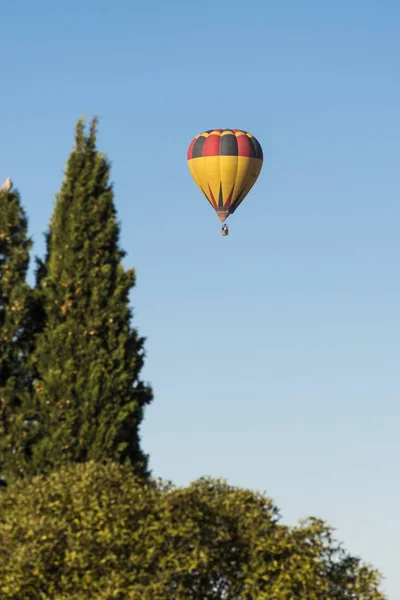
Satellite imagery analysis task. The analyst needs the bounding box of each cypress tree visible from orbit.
[27,117,152,478]
[0,183,37,485]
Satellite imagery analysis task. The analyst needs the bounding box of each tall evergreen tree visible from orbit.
[27,117,152,478]
[0,183,37,485]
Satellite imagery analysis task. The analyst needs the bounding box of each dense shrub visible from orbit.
[0,461,385,599]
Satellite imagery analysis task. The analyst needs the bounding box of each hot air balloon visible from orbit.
[187,129,263,235]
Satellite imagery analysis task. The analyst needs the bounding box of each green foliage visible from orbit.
[0,186,38,485]
[3,118,152,485]
[0,461,386,599]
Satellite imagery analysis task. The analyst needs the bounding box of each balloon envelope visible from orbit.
[187,129,263,222]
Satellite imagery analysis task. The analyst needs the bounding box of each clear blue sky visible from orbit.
[1,0,399,596]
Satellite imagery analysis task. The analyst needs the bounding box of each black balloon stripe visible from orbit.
[192,135,207,158]
[220,134,238,156]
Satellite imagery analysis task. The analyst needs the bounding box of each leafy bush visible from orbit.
[0,461,385,599]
